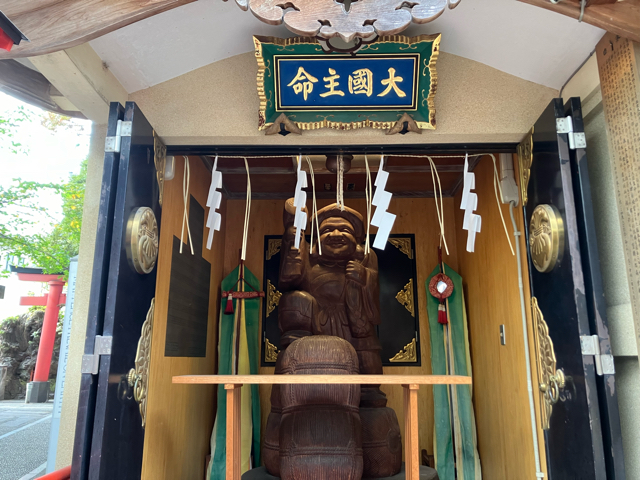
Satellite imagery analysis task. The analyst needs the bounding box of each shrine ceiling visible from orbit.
[87,0,603,94]
[205,154,478,199]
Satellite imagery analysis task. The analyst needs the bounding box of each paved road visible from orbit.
[0,400,53,480]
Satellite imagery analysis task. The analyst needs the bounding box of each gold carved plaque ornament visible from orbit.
[126,207,159,275]
[265,338,280,363]
[517,128,533,206]
[128,298,155,427]
[396,279,415,317]
[529,204,564,273]
[531,297,566,430]
[266,280,282,318]
[153,131,167,207]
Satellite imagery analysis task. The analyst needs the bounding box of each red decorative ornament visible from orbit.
[429,273,454,325]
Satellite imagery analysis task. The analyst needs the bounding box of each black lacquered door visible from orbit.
[522,98,624,480]
[71,102,161,480]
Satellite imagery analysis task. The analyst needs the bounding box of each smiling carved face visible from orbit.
[319,217,358,259]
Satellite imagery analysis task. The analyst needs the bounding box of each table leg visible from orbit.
[403,384,420,480]
[225,384,243,480]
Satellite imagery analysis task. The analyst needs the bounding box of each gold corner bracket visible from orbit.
[128,298,155,428]
[389,338,418,363]
[531,297,566,430]
[265,338,280,363]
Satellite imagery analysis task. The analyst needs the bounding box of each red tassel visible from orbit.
[224,293,234,315]
[0,29,13,52]
[438,303,448,325]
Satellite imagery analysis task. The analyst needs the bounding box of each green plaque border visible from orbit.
[254,34,441,131]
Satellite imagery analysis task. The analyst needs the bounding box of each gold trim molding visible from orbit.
[388,238,413,259]
[266,239,282,261]
[127,298,154,428]
[396,279,415,317]
[265,338,280,363]
[517,128,533,206]
[126,207,158,275]
[153,131,166,207]
[532,297,566,430]
[529,204,564,273]
[266,280,282,318]
[389,338,417,363]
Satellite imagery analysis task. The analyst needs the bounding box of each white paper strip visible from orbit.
[459,153,482,252]
[371,157,396,250]
[293,155,308,249]
[205,156,223,250]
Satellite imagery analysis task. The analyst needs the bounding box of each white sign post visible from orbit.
[46,256,78,473]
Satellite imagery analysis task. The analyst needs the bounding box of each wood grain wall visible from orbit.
[223,196,459,459]
[142,156,227,480]
[453,155,547,479]
[142,156,546,478]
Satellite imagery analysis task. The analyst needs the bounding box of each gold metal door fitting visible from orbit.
[531,297,566,430]
[529,204,564,273]
[126,207,159,275]
[128,298,154,427]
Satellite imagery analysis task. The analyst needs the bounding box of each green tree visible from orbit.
[0,105,32,154]
[0,161,87,278]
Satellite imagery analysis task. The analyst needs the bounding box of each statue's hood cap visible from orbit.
[315,203,365,243]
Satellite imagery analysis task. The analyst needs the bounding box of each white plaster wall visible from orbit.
[129,51,557,146]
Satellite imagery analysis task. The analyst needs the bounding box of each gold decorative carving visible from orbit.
[244,0,460,43]
[531,297,566,430]
[388,238,413,259]
[126,207,159,275]
[127,298,154,428]
[266,239,282,260]
[517,128,533,206]
[389,338,418,363]
[153,131,166,207]
[396,279,415,317]
[529,204,564,273]
[265,338,280,363]
[255,35,439,131]
[266,280,282,318]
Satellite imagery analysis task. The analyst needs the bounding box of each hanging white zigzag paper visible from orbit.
[371,156,397,250]
[460,154,482,252]
[206,155,223,250]
[293,155,308,249]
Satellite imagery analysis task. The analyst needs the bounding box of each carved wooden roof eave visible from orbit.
[236,0,462,42]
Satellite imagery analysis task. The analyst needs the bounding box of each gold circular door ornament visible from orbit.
[529,204,564,273]
[127,207,159,274]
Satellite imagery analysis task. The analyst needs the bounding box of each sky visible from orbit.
[0,91,92,320]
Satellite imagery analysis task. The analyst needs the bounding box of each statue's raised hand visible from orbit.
[346,260,367,286]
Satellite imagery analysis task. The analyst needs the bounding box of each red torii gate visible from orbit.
[16,270,66,400]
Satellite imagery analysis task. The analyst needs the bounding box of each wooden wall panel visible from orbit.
[222,196,459,460]
[142,156,227,480]
[453,155,547,479]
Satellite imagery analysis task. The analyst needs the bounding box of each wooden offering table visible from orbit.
[173,375,471,480]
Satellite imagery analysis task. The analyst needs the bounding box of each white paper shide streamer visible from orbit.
[293,155,308,249]
[205,155,223,250]
[460,154,482,252]
[371,156,396,250]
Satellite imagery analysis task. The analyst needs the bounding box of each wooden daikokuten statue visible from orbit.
[264,200,402,479]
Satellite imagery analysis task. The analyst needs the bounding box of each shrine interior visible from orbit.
[141,152,545,480]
